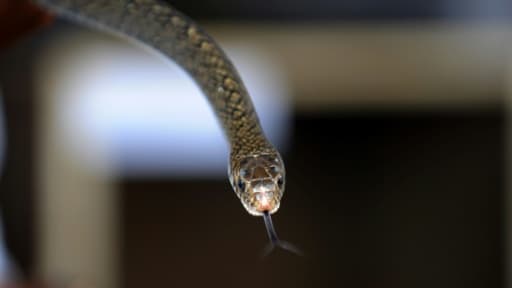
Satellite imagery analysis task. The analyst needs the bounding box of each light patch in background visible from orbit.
[38,30,290,178]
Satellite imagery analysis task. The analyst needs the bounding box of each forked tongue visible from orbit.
[261,211,303,258]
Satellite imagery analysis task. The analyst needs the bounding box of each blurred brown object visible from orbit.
[0,0,54,49]
[0,282,46,288]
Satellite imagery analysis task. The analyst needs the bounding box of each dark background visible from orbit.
[121,111,504,288]
[168,0,512,20]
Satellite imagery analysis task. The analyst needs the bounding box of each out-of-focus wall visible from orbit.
[35,35,119,287]
[208,22,510,110]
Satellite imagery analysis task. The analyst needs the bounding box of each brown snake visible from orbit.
[34,0,300,255]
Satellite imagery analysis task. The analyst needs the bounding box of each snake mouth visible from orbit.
[254,192,275,212]
[243,192,280,216]
[239,190,280,216]
[248,179,280,214]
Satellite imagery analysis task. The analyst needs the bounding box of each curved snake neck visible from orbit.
[36,0,275,159]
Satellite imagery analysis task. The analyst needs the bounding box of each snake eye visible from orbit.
[277,176,284,188]
[237,179,246,191]
[269,165,280,177]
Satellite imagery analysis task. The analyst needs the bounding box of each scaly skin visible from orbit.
[35,0,285,216]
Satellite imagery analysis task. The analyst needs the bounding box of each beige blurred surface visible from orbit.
[35,41,119,287]
[208,22,511,110]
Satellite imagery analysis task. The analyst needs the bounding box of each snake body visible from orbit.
[35,0,295,252]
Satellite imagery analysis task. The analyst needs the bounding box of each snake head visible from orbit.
[229,153,285,216]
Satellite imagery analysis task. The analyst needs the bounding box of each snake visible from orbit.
[33,0,299,255]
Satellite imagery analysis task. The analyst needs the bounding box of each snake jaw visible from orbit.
[230,153,285,216]
[250,180,279,213]
[255,192,273,211]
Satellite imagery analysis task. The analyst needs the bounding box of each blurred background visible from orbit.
[0,0,510,287]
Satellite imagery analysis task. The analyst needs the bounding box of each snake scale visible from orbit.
[34,0,299,254]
